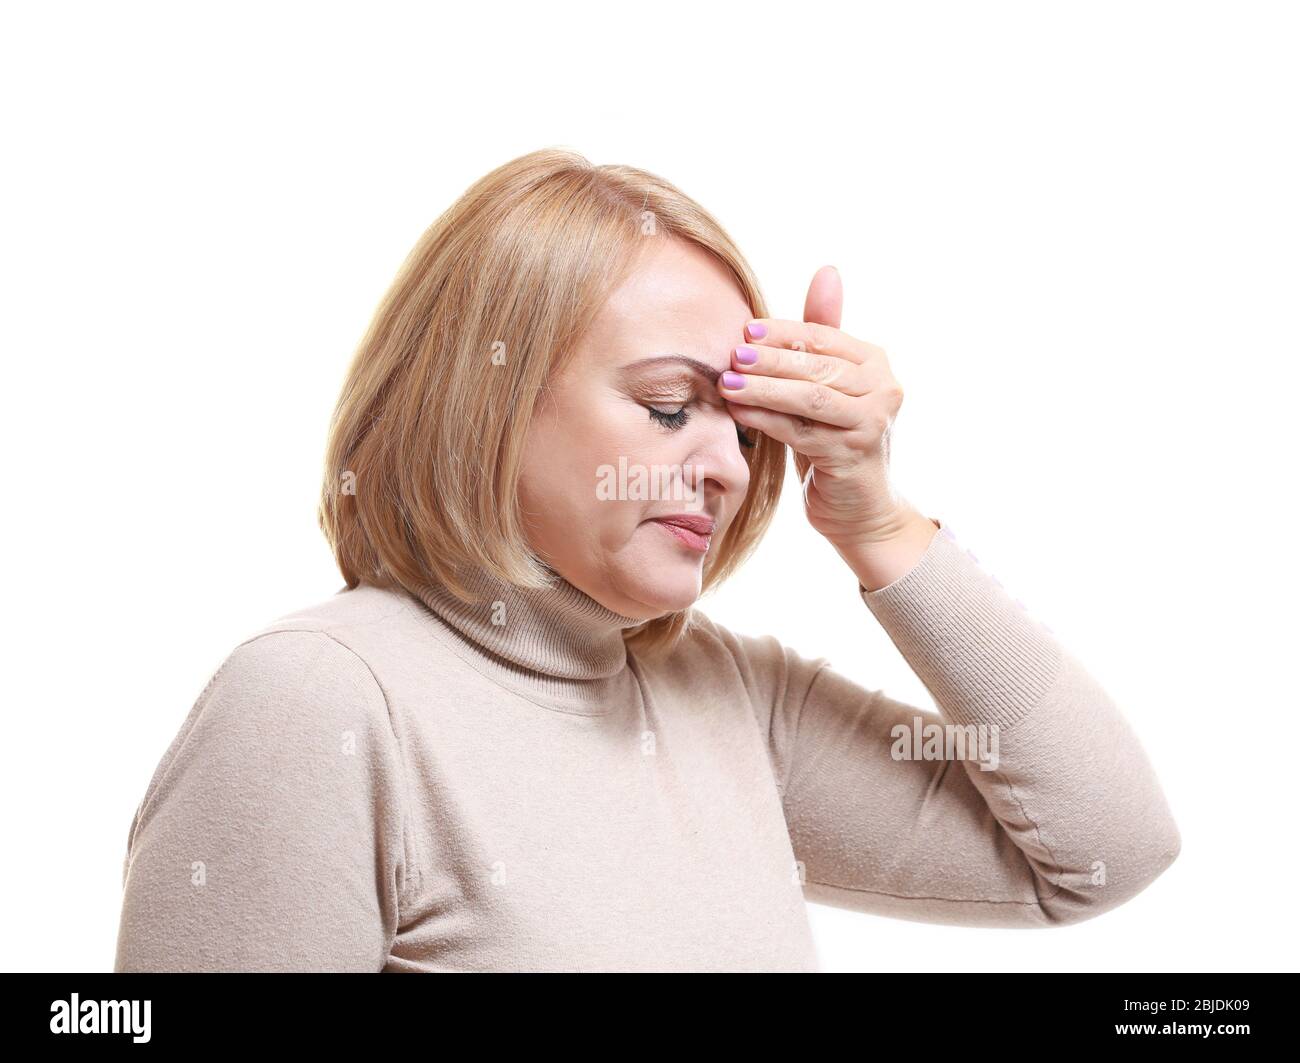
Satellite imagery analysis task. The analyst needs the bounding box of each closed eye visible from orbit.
[646,402,755,448]
[647,404,690,430]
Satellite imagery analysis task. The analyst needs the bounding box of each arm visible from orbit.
[114,629,414,970]
[724,521,1181,928]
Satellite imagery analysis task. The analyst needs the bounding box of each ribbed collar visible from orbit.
[411,565,649,715]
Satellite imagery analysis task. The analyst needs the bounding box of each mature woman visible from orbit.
[114,148,1180,972]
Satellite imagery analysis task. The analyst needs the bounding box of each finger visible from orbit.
[731,342,872,396]
[804,265,843,330]
[726,401,848,460]
[717,369,860,429]
[744,318,877,365]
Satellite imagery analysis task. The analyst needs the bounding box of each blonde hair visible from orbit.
[317,147,786,658]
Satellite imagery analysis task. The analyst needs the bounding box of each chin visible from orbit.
[614,564,703,618]
[639,582,700,616]
[571,526,711,618]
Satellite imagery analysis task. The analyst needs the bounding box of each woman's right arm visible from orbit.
[115,629,413,972]
[705,527,1181,928]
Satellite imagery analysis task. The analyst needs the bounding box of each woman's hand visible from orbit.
[718,265,938,590]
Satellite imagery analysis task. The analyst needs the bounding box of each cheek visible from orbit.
[556,401,655,477]
[522,387,686,541]
[520,411,631,523]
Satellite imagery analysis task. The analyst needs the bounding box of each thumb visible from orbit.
[792,265,843,487]
[803,265,842,329]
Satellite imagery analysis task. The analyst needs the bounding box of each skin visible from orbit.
[721,266,940,592]
[518,236,938,622]
[519,237,753,620]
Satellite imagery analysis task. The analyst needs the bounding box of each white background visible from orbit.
[2,0,1295,972]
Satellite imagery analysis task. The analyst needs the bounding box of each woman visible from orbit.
[114,148,1180,973]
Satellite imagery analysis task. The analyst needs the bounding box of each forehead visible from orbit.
[579,238,752,371]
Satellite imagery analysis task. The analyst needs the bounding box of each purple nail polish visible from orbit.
[721,371,746,389]
[734,345,758,365]
[746,322,767,339]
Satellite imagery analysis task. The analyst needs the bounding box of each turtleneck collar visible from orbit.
[410,564,650,715]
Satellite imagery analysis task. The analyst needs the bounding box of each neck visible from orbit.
[411,564,650,714]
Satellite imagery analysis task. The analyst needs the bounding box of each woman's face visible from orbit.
[519,237,755,620]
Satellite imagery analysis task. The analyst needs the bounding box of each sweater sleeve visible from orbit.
[717,522,1181,928]
[114,628,413,971]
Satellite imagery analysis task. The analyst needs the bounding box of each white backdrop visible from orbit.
[2,0,1295,972]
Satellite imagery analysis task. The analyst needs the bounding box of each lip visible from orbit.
[651,514,716,535]
[649,513,717,553]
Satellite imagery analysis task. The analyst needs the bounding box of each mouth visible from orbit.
[648,513,716,554]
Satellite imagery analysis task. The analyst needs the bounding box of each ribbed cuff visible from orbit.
[859,523,1062,730]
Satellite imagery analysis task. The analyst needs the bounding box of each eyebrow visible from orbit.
[620,355,721,386]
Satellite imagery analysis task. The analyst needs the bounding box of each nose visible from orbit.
[685,407,752,515]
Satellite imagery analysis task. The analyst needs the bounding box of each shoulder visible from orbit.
[224,581,433,696]
[163,585,425,775]
[153,624,402,793]
[209,627,386,724]
[650,606,832,708]
[666,607,775,666]
[245,581,420,653]
[127,614,410,856]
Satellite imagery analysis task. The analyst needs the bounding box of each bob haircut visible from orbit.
[318,147,787,658]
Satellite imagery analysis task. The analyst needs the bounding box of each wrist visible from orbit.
[832,508,939,593]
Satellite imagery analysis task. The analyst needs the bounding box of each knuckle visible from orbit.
[807,323,834,353]
[810,355,840,384]
[788,347,813,375]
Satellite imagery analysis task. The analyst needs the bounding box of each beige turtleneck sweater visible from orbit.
[113,520,1180,972]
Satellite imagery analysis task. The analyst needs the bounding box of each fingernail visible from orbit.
[734,345,758,365]
[721,371,746,389]
[745,322,767,340]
